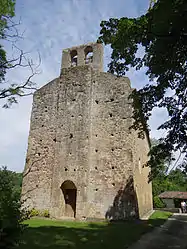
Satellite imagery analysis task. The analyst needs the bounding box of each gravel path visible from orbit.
[128,214,187,249]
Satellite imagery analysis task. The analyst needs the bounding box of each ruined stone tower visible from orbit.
[22,42,153,220]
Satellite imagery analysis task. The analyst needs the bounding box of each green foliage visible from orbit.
[12,172,23,199]
[0,0,37,108]
[28,208,50,218]
[0,167,26,249]
[149,210,172,220]
[152,168,187,197]
[151,146,187,208]
[0,0,15,37]
[149,138,168,180]
[0,169,23,199]
[29,208,40,218]
[150,139,187,207]
[41,209,50,218]
[0,0,15,83]
[167,168,187,186]
[153,196,165,208]
[98,0,187,176]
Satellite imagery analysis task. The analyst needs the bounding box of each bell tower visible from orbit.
[61,42,103,72]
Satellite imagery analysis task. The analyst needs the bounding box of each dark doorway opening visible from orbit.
[61,180,77,218]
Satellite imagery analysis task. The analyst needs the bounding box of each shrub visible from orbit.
[41,210,50,218]
[29,208,40,217]
[0,167,27,249]
[27,208,50,218]
[153,196,166,208]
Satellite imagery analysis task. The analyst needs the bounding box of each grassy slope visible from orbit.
[19,211,172,249]
[149,210,172,220]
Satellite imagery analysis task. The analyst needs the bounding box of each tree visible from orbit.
[150,138,187,207]
[149,138,169,179]
[98,0,187,177]
[167,168,187,187]
[10,171,23,199]
[0,0,39,108]
[0,167,26,249]
[152,167,187,207]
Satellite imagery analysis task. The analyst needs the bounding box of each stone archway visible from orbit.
[61,180,77,218]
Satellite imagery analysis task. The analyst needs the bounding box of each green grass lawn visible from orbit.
[19,211,172,249]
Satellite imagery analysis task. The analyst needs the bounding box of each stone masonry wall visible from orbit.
[22,43,152,219]
[48,67,139,219]
[50,66,93,218]
[22,78,59,210]
[133,132,153,218]
[61,42,103,72]
[86,71,139,219]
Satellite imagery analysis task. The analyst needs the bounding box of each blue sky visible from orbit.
[0,0,167,172]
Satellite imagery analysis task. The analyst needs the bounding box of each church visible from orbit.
[21,42,153,220]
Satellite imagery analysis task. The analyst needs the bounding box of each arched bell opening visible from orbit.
[70,50,78,67]
[85,46,93,64]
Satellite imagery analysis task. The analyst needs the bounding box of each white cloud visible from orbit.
[1,0,167,173]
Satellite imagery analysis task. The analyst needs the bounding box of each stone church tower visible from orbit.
[22,42,153,220]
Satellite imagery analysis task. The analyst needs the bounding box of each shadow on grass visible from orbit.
[19,218,168,249]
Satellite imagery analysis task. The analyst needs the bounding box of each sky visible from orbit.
[0,0,168,173]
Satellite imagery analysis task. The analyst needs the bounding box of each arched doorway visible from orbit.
[61,180,77,218]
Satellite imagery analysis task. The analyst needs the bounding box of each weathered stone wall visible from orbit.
[22,42,153,220]
[133,132,153,218]
[21,78,59,210]
[50,66,93,218]
[86,71,139,219]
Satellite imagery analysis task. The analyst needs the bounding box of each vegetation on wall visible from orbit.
[28,208,50,218]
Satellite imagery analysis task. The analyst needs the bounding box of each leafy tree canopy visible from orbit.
[98,0,187,177]
[0,0,15,82]
[150,138,187,207]
[0,0,38,108]
[0,167,25,248]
